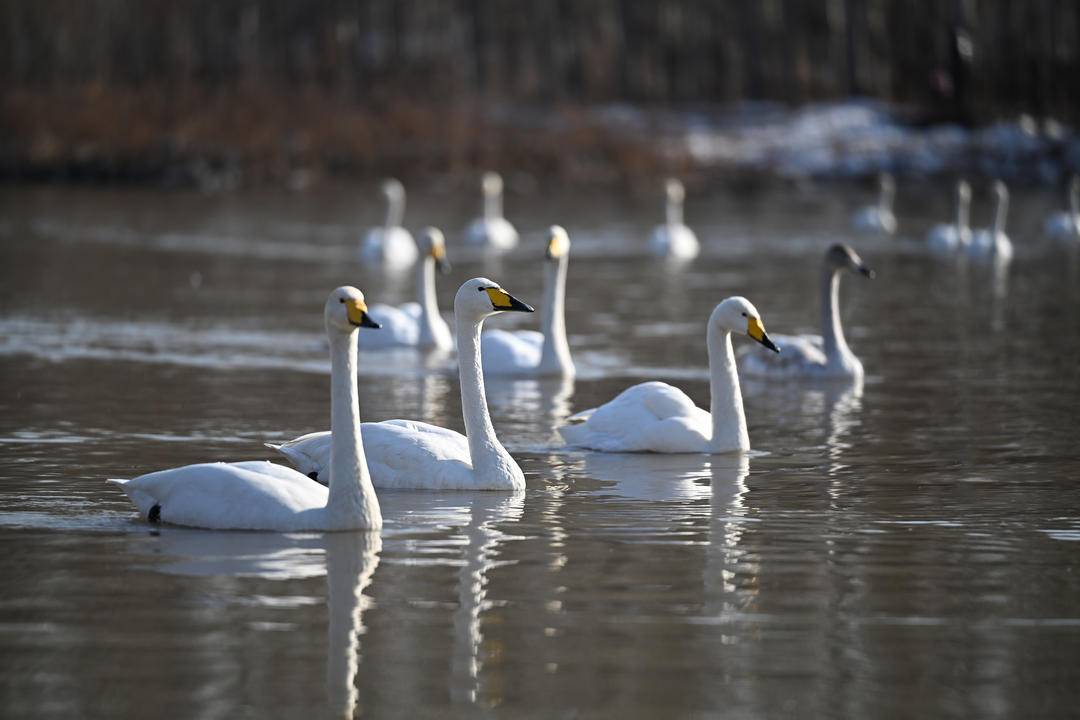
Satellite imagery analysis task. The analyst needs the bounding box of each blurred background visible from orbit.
[2,0,1078,190]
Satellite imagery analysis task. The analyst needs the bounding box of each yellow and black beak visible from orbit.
[345,298,381,329]
[747,316,779,353]
[432,245,451,274]
[483,287,534,313]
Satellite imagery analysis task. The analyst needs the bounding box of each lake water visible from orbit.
[1,180,1079,719]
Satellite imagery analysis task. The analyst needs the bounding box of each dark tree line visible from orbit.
[2,0,1077,121]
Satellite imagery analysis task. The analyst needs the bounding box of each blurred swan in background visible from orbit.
[739,244,873,381]
[360,227,453,351]
[111,287,383,531]
[851,172,897,235]
[927,180,972,253]
[648,178,699,259]
[463,172,519,250]
[1044,175,1080,243]
[969,180,1013,263]
[359,178,418,269]
[558,297,778,454]
[270,278,534,490]
[482,226,574,377]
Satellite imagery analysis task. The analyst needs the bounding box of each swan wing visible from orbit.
[927,224,959,252]
[110,461,326,530]
[558,381,709,452]
[481,329,543,373]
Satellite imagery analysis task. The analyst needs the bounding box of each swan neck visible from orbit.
[879,182,894,211]
[539,256,573,374]
[993,192,1008,236]
[484,188,502,220]
[456,313,513,476]
[416,255,441,337]
[706,322,749,453]
[957,189,970,231]
[821,267,850,363]
[666,196,683,226]
[386,192,405,229]
[1070,182,1080,219]
[327,332,381,529]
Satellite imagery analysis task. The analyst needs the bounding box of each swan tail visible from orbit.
[108,479,159,519]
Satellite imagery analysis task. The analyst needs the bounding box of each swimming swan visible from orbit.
[110,287,383,531]
[359,178,418,269]
[969,181,1013,262]
[927,180,972,253]
[852,173,898,235]
[463,172,519,250]
[1044,175,1080,243]
[648,178,700,259]
[481,226,574,377]
[739,244,874,380]
[557,297,778,453]
[359,227,453,351]
[270,278,534,490]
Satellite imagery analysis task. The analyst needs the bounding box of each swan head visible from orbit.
[714,297,778,353]
[992,180,1009,202]
[826,243,875,278]
[325,286,380,334]
[482,172,504,196]
[545,225,570,261]
[957,180,972,201]
[380,178,405,201]
[665,178,685,203]
[419,227,451,273]
[454,277,534,321]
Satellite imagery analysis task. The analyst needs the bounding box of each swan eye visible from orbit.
[741,312,747,317]
[339,298,345,303]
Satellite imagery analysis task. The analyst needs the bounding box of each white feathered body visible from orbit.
[270,419,524,491]
[851,206,897,235]
[1045,212,1080,242]
[738,333,862,379]
[359,226,418,269]
[464,217,519,250]
[648,224,699,259]
[558,381,711,453]
[926,223,972,254]
[481,328,544,374]
[109,461,339,531]
[358,302,451,350]
[968,229,1014,262]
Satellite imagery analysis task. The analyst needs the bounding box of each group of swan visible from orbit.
[113,279,535,531]
[925,179,1013,262]
[360,174,519,270]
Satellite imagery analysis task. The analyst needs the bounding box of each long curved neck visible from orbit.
[326,533,380,718]
[416,255,441,340]
[666,196,683,226]
[706,322,749,453]
[483,189,502,220]
[456,313,514,476]
[821,267,851,365]
[879,183,894,212]
[539,257,573,375]
[992,192,1008,236]
[957,190,970,231]
[327,331,381,529]
[385,193,405,229]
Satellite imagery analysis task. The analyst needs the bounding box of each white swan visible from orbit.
[463,172,519,250]
[557,297,778,454]
[481,226,574,377]
[1044,175,1080,243]
[969,180,1014,262]
[110,287,383,531]
[927,180,972,253]
[359,227,453,351]
[269,278,534,490]
[852,173,898,235]
[359,178,418,269]
[648,178,699,259]
[739,244,874,380]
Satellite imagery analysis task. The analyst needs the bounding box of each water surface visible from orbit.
[2,182,1079,718]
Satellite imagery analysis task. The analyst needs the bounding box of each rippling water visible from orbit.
[2,182,1080,718]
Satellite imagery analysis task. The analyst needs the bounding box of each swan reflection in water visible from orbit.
[129,528,381,718]
[485,375,575,445]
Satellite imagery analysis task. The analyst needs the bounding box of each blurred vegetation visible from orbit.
[1,0,1077,187]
